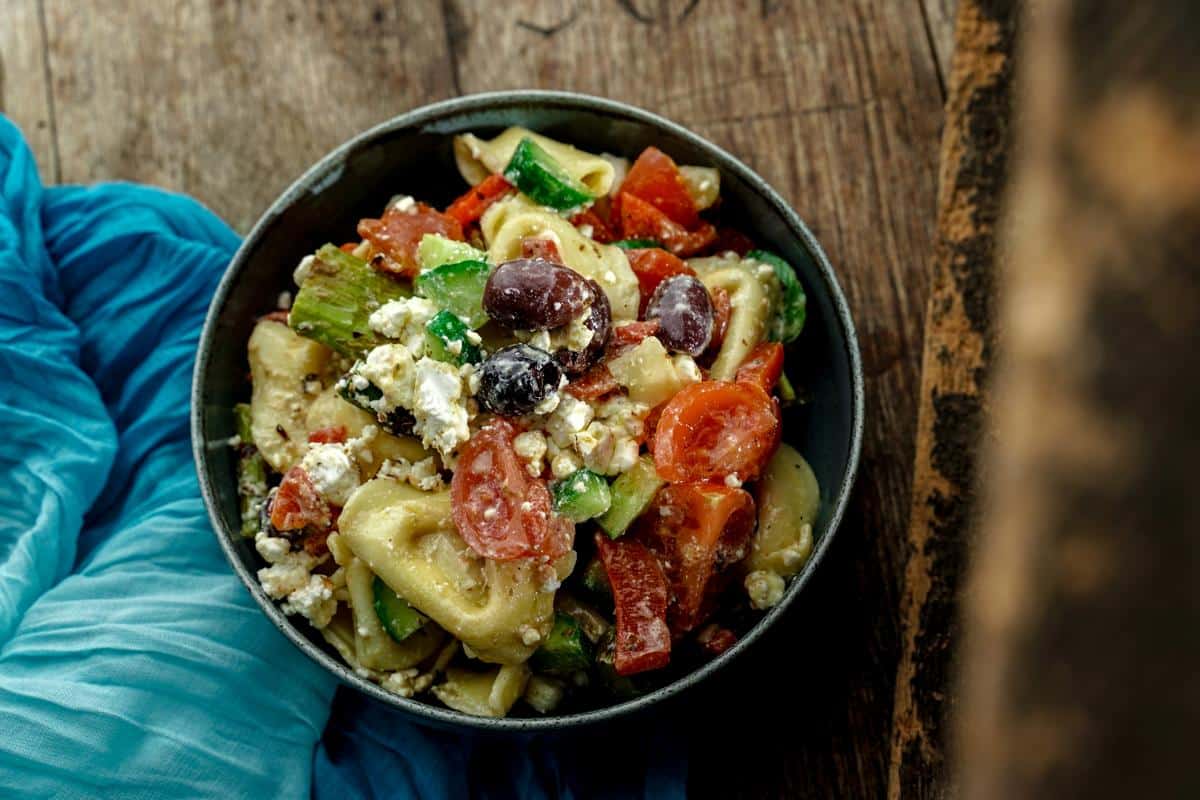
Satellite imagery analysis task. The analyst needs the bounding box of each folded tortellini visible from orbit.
[690,256,776,380]
[454,127,616,196]
[337,478,557,664]
[746,443,820,578]
[431,664,530,718]
[481,195,640,320]
[304,387,432,476]
[247,319,335,471]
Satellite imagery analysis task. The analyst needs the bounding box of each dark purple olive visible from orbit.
[645,274,715,356]
[477,344,564,416]
[483,258,593,330]
[555,279,611,375]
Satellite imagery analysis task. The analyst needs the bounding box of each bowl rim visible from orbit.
[191,89,864,732]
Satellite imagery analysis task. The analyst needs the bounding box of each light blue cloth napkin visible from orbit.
[0,115,686,799]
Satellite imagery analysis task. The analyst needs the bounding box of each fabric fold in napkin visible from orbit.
[0,115,686,800]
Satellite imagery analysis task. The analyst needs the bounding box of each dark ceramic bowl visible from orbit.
[191,91,863,732]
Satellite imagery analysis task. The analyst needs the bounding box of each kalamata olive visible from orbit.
[483,258,593,330]
[477,344,564,416]
[556,279,611,375]
[644,275,714,356]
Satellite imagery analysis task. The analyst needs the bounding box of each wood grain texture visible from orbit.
[0,0,58,179]
[39,0,455,232]
[961,1,1200,797]
[889,1,1015,797]
[921,0,959,89]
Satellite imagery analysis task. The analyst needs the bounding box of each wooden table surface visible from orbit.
[0,1,959,796]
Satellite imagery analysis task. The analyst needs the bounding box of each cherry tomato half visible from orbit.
[271,466,332,531]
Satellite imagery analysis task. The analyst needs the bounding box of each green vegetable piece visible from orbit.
[373,576,427,643]
[747,249,807,343]
[425,310,483,365]
[580,556,612,600]
[234,402,255,445]
[418,233,487,272]
[551,468,612,522]
[596,456,664,539]
[503,137,594,210]
[414,259,491,329]
[612,238,663,250]
[557,592,611,642]
[289,244,411,356]
[777,371,797,405]
[237,450,267,538]
[529,611,593,675]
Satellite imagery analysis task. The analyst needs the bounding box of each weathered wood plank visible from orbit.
[888,0,1016,797]
[961,0,1200,797]
[0,0,58,179]
[921,0,958,91]
[39,0,455,232]
[447,1,944,795]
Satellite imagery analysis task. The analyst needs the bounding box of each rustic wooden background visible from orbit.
[1,1,971,796]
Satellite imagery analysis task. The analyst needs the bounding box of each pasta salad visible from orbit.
[232,129,820,717]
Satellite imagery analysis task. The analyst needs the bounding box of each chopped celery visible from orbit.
[413,259,491,329]
[747,249,807,343]
[425,310,483,365]
[418,233,487,272]
[503,137,594,210]
[234,402,254,444]
[612,238,663,250]
[551,468,612,522]
[373,576,427,643]
[596,456,664,539]
[529,611,593,675]
[289,244,411,356]
[237,450,267,537]
[778,371,797,404]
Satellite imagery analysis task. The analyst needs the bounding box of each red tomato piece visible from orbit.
[734,342,785,395]
[444,174,514,227]
[339,242,360,253]
[565,364,620,401]
[617,192,717,257]
[358,202,464,279]
[706,287,732,357]
[569,209,615,243]
[271,467,332,531]
[618,147,700,229]
[610,320,660,349]
[595,533,672,676]
[307,425,348,444]
[696,624,739,656]
[520,236,564,263]
[451,419,573,561]
[624,248,695,316]
[653,381,781,484]
[634,483,756,633]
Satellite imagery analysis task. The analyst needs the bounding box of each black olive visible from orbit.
[477,344,563,416]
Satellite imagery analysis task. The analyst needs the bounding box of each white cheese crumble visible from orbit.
[300,443,362,506]
[280,574,337,628]
[724,473,742,488]
[745,570,786,610]
[360,344,417,411]
[293,254,315,286]
[513,430,548,477]
[382,668,434,698]
[277,291,293,310]
[388,194,417,214]
[518,625,542,646]
[378,456,445,491]
[673,354,703,384]
[368,297,438,355]
[411,359,471,458]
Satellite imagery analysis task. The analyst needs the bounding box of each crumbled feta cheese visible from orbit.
[528,329,552,352]
[724,473,742,488]
[561,307,594,352]
[360,344,417,410]
[382,667,433,698]
[609,437,640,473]
[549,448,582,480]
[483,507,499,521]
[602,270,616,284]
[277,290,293,310]
[368,297,438,355]
[519,625,542,646]
[255,531,292,563]
[673,354,703,384]
[533,388,562,415]
[578,224,594,238]
[465,329,483,346]
[293,254,315,285]
[513,430,548,477]
[576,421,616,473]
[378,456,445,491]
[258,549,321,599]
[281,574,337,628]
[388,194,416,213]
[745,570,786,609]
[411,359,471,458]
[301,443,362,506]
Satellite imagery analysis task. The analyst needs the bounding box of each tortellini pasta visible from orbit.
[679,165,721,211]
[304,387,432,476]
[431,664,530,718]
[345,555,444,671]
[454,127,616,196]
[690,256,776,380]
[481,195,640,320]
[247,319,334,471]
[337,478,556,664]
[746,443,820,578]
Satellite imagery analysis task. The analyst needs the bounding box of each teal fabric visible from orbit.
[0,116,686,799]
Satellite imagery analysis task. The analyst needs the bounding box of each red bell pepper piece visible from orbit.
[596,533,672,676]
[270,467,332,532]
[358,202,464,279]
[617,192,716,257]
[618,147,701,229]
[569,208,615,243]
[444,174,514,227]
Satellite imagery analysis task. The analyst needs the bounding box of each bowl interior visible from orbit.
[193,93,862,732]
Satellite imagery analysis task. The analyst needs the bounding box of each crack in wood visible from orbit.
[515,3,580,37]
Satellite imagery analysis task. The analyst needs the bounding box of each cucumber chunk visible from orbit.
[373,575,427,643]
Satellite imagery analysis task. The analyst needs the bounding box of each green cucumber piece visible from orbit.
[373,576,427,643]
[747,249,807,343]
[289,244,411,357]
[234,402,255,445]
[503,137,594,210]
[551,468,612,522]
[414,259,491,329]
[425,310,483,365]
[777,371,797,404]
[596,456,664,539]
[529,611,593,675]
[237,450,267,537]
[418,233,487,272]
[612,238,663,250]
